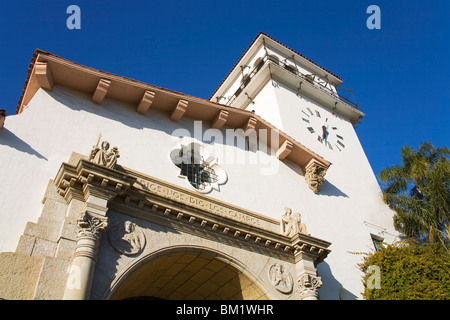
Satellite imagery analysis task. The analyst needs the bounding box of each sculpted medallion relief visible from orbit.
[108,220,146,256]
[268,263,293,294]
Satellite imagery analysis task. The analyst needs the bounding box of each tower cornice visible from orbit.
[210,33,364,125]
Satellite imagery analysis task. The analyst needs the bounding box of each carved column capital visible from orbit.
[76,211,108,240]
[74,211,108,262]
[63,211,108,300]
[298,273,322,300]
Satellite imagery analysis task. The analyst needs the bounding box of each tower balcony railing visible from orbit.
[223,53,359,110]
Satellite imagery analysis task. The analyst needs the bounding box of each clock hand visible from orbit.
[322,125,329,145]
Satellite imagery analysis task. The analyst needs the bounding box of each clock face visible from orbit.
[301,107,345,151]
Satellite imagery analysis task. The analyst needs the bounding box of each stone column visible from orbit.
[295,250,322,300]
[63,198,108,300]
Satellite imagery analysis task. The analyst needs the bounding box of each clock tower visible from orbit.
[211,33,364,158]
[0,33,400,300]
[211,32,399,299]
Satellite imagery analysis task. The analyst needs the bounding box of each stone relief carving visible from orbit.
[304,163,326,194]
[269,263,293,294]
[280,208,308,237]
[298,273,322,299]
[89,141,120,169]
[77,211,108,240]
[108,220,146,256]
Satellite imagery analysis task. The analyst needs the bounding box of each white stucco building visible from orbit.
[0,33,400,300]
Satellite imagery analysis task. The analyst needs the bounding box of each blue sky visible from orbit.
[0,0,449,182]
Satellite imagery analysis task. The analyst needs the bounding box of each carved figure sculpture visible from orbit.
[293,212,308,235]
[281,208,308,237]
[89,141,120,169]
[107,146,120,168]
[281,208,295,237]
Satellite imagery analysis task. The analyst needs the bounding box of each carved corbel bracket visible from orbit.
[304,159,328,194]
[92,78,111,104]
[136,90,155,115]
[211,110,229,129]
[35,62,54,91]
[243,116,257,134]
[276,140,293,160]
[170,99,188,122]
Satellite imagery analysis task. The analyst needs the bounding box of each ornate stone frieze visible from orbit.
[304,160,327,194]
[298,273,323,300]
[108,220,146,256]
[268,263,293,294]
[54,157,331,263]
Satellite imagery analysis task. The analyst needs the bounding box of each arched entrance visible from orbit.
[109,247,268,300]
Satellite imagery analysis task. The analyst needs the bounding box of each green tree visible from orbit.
[359,241,450,300]
[379,142,450,245]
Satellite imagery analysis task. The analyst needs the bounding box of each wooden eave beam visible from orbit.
[276,140,293,160]
[243,116,257,133]
[136,90,155,114]
[211,110,229,129]
[35,62,54,91]
[170,99,188,122]
[92,78,111,104]
[21,53,332,173]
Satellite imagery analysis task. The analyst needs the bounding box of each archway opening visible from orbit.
[110,251,267,300]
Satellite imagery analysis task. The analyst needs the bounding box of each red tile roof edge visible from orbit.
[15,48,331,167]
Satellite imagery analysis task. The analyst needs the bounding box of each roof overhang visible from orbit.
[17,49,332,183]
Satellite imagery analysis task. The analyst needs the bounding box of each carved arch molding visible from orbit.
[55,153,331,300]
